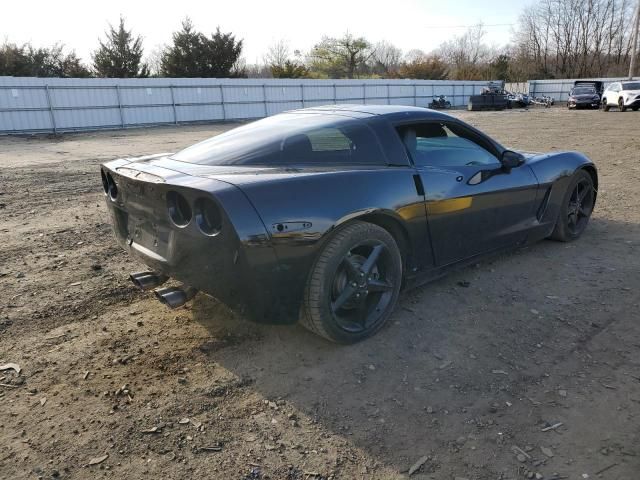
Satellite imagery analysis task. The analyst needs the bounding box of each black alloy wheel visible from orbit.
[301,221,402,343]
[566,178,595,237]
[550,170,595,242]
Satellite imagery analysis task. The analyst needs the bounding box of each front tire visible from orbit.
[550,170,595,242]
[602,99,610,111]
[300,221,402,343]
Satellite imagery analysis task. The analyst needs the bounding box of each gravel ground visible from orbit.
[0,108,639,480]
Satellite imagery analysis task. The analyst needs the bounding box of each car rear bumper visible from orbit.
[101,159,299,324]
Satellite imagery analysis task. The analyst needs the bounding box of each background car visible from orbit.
[567,86,600,109]
[602,81,640,111]
[101,105,597,343]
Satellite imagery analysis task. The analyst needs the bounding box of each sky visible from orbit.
[1,0,532,64]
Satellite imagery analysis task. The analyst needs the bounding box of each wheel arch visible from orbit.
[580,164,598,205]
[357,212,411,270]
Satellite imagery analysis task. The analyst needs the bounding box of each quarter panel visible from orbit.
[235,167,432,304]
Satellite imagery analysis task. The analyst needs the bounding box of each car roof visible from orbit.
[286,104,456,122]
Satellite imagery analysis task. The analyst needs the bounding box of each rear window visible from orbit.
[622,82,640,90]
[171,113,385,166]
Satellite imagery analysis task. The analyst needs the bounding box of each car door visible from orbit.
[397,121,539,266]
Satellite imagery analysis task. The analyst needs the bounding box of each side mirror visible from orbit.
[500,150,525,170]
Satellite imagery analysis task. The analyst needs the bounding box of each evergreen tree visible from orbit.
[160,18,243,77]
[92,16,148,77]
[0,41,90,77]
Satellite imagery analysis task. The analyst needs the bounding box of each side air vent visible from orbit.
[536,186,552,221]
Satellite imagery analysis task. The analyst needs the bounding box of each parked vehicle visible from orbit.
[601,81,640,111]
[506,91,530,108]
[468,81,509,111]
[531,95,554,107]
[567,86,600,109]
[573,80,604,99]
[428,95,451,109]
[101,105,597,343]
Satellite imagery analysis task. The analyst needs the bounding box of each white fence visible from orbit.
[529,76,640,102]
[0,77,493,134]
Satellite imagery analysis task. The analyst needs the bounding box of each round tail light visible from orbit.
[194,197,222,236]
[166,191,192,227]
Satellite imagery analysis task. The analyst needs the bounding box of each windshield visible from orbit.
[622,82,640,90]
[571,87,596,95]
[171,113,386,166]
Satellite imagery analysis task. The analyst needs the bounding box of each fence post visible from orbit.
[220,84,226,120]
[413,84,417,106]
[333,83,337,104]
[362,83,366,104]
[262,84,268,116]
[301,83,305,108]
[44,85,56,135]
[386,84,391,104]
[115,85,124,128]
[169,85,178,125]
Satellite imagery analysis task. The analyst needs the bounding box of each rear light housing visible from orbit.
[166,191,192,227]
[194,197,222,236]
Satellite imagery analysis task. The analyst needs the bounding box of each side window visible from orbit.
[280,123,383,165]
[397,122,500,168]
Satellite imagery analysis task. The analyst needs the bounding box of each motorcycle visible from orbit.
[428,95,452,109]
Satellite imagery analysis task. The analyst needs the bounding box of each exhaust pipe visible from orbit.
[154,285,198,309]
[130,271,169,291]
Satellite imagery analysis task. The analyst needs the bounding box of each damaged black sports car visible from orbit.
[101,105,597,343]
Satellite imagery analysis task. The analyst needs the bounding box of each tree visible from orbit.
[438,24,491,80]
[512,0,635,79]
[397,53,448,79]
[0,42,31,76]
[92,16,148,77]
[271,60,308,78]
[265,40,308,78]
[160,18,243,77]
[488,54,511,81]
[0,41,90,77]
[309,33,374,78]
[370,40,402,76]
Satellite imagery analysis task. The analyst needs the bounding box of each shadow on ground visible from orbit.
[189,216,640,477]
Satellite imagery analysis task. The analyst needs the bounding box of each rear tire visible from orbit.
[300,221,402,343]
[602,99,610,111]
[633,107,639,111]
[550,170,595,242]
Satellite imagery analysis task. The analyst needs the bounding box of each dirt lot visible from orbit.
[1,108,639,480]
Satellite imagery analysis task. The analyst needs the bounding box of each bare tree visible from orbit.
[264,40,290,70]
[438,24,491,79]
[513,0,635,78]
[370,40,402,76]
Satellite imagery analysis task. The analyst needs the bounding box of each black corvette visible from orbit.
[101,105,597,343]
